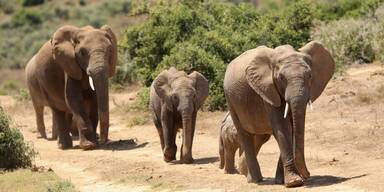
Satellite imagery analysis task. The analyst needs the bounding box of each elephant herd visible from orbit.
[25,25,334,188]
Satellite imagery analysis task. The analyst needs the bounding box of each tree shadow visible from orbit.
[73,139,149,151]
[169,156,219,165]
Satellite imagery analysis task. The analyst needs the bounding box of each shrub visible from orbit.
[0,1,14,14]
[120,0,314,110]
[0,90,7,96]
[78,0,85,6]
[125,88,150,112]
[13,89,31,102]
[3,81,19,90]
[20,0,44,6]
[102,1,132,16]
[312,15,384,75]
[11,8,42,27]
[46,181,79,192]
[0,107,37,169]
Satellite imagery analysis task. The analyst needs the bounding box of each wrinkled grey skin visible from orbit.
[219,112,240,174]
[150,67,209,164]
[224,41,334,187]
[26,25,117,150]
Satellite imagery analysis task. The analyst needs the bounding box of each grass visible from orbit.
[126,116,148,127]
[0,90,7,96]
[0,169,78,192]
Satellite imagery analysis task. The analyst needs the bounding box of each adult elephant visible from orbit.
[223,41,334,187]
[26,25,117,149]
[150,67,209,164]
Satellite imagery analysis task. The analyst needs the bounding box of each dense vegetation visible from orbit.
[1,0,384,111]
[0,107,36,169]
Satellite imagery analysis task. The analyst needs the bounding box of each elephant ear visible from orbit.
[189,71,209,110]
[101,25,117,78]
[51,25,82,80]
[299,41,335,102]
[153,70,173,111]
[245,47,281,107]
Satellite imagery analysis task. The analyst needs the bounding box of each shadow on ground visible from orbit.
[72,139,149,151]
[256,174,367,187]
[304,174,367,188]
[169,156,219,165]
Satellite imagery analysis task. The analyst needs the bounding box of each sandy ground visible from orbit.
[1,64,384,192]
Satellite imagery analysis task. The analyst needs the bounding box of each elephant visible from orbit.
[25,25,117,150]
[149,67,209,164]
[223,41,334,187]
[219,112,240,173]
[219,112,248,175]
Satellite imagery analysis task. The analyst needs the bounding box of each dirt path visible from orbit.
[1,64,384,192]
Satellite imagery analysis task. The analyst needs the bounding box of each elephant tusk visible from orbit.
[308,100,313,110]
[89,76,95,91]
[284,103,289,119]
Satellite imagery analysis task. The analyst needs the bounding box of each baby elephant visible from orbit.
[219,112,247,174]
[150,67,209,164]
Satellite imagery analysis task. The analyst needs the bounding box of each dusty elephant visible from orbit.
[26,25,117,149]
[223,41,334,187]
[219,112,249,175]
[150,67,209,164]
[219,112,240,173]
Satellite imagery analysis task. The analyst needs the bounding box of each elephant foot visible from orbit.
[181,156,194,164]
[246,175,263,184]
[284,172,303,188]
[38,131,47,139]
[275,176,284,184]
[297,166,310,180]
[163,155,176,163]
[224,168,238,174]
[80,139,97,150]
[58,136,73,150]
[99,137,108,145]
[219,162,224,169]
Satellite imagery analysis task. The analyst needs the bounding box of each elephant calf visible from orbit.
[219,112,250,175]
[150,67,209,164]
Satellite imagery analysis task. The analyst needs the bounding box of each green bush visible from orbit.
[125,88,150,112]
[78,0,85,6]
[11,8,42,27]
[314,0,384,22]
[46,181,79,192]
[120,0,314,110]
[0,90,7,96]
[312,7,384,75]
[0,1,14,14]
[0,107,37,169]
[13,89,31,102]
[20,0,44,6]
[3,81,19,90]
[102,1,132,16]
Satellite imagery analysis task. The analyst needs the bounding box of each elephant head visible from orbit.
[50,25,117,143]
[245,41,334,179]
[153,67,209,163]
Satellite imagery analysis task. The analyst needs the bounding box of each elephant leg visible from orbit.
[238,147,248,175]
[223,143,237,174]
[161,109,176,162]
[230,110,262,183]
[275,154,284,184]
[180,111,196,164]
[52,108,72,149]
[153,113,165,152]
[65,113,78,138]
[219,136,224,169]
[32,100,46,139]
[88,94,98,138]
[51,111,58,139]
[266,106,303,187]
[65,77,96,150]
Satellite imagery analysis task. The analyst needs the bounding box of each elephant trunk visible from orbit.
[88,53,110,144]
[290,97,310,179]
[181,112,194,164]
